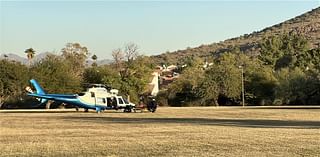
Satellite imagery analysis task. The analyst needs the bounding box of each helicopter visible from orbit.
[26,79,136,113]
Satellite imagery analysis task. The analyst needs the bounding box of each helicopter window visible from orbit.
[97,98,106,104]
[123,98,129,104]
[91,92,95,97]
[118,98,124,104]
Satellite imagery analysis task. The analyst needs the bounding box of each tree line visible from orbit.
[1,33,320,108]
[164,33,320,106]
[0,43,154,108]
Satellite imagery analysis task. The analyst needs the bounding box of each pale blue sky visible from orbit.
[0,1,319,59]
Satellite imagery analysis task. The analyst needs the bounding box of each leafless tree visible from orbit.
[112,43,139,79]
[112,48,124,71]
[124,43,139,63]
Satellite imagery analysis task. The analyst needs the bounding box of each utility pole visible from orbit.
[239,66,245,107]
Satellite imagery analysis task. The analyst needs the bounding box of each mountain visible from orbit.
[152,7,320,64]
[34,52,53,61]
[85,59,113,66]
[0,52,58,64]
[0,53,28,64]
[0,52,113,66]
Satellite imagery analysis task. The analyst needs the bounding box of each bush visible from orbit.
[156,90,169,106]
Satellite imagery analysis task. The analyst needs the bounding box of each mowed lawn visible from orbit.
[0,107,319,157]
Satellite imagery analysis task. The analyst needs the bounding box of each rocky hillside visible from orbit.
[152,7,320,64]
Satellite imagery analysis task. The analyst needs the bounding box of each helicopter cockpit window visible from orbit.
[123,98,129,104]
[118,98,124,104]
[91,92,95,97]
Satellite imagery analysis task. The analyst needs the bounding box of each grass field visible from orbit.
[0,107,319,157]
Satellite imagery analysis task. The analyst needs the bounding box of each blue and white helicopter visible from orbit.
[25,79,136,113]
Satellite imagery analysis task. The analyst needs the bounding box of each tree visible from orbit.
[295,48,320,71]
[91,54,98,67]
[25,48,36,66]
[117,56,153,103]
[167,57,204,106]
[112,43,140,80]
[259,34,310,70]
[29,54,83,109]
[91,54,97,61]
[31,54,82,94]
[196,70,219,106]
[118,43,140,79]
[196,52,261,106]
[61,43,89,79]
[0,60,29,108]
[83,65,118,85]
[112,48,124,72]
[245,67,277,105]
[124,43,139,63]
[274,67,320,105]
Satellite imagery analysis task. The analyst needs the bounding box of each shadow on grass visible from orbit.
[0,110,78,113]
[63,117,320,129]
[245,106,320,109]
[0,109,129,114]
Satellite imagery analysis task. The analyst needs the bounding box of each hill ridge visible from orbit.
[153,7,320,64]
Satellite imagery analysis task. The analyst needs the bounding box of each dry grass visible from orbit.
[0,107,319,157]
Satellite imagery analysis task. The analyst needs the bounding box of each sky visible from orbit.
[0,1,319,60]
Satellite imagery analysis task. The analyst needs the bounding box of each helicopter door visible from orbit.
[96,97,107,107]
[90,92,96,106]
[107,98,112,107]
[117,97,125,107]
[90,92,107,107]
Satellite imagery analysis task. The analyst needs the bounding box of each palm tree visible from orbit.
[4,54,8,60]
[24,48,36,66]
[91,54,98,67]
